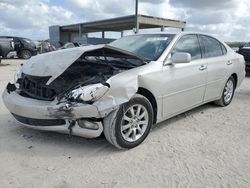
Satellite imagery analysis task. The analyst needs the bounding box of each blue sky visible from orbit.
[0,0,250,41]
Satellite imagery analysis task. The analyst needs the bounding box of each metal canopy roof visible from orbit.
[60,14,186,33]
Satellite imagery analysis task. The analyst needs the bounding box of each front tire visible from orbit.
[214,76,236,107]
[103,94,153,149]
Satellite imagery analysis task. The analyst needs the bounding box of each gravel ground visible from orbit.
[0,59,250,188]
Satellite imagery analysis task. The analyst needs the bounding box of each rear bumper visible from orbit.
[2,89,103,138]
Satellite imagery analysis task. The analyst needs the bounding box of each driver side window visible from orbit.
[172,35,202,61]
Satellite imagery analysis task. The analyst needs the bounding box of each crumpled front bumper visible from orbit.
[2,88,104,138]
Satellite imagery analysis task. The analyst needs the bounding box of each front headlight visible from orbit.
[68,83,110,102]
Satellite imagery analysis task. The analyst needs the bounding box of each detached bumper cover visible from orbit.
[2,89,104,138]
[2,89,100,120]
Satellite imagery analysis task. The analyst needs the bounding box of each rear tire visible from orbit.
[103,94,153,149]
[214,76,236,107]
[19,50,32,59]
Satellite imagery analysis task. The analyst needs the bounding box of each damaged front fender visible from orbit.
[92,62,161,117]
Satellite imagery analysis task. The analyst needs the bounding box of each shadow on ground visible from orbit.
[0,102,218,157]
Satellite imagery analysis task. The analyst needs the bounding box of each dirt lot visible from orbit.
[0,59,249,188]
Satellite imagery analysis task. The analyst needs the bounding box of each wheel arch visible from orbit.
[137,87,157,124]
[231,73,238,87]
[18,49,32,59]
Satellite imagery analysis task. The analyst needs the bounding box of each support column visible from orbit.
[79,24,83,37]
[121,31,124,37]
[135,0,139,33]
[161,26,165,32]
[102,31,105,39]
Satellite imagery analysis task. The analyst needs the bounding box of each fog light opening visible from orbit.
[77,119,99,130]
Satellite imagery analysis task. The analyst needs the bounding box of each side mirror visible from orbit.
[171,52,191,64]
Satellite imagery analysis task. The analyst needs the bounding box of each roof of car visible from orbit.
[0,36,16,38]
[0,36,30,40]
[132,31,216,36]
[129,31,225,43]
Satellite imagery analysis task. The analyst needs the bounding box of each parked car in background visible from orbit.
[231,47,239,52]
[0,36,37,59]
[35,41,56,54]
[58,42,81,50]
[2,32,245,149]
[0,37,14,59]
[238,42,250,72]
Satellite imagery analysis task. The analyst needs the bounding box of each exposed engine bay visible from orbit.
[17,47,146,102]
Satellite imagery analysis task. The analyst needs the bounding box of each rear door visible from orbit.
[0,38,14,58]
[198,35,228,101]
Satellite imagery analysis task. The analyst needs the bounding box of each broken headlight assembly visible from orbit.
[14,66,23,88]
[14,67,22,83]
[67,83,110,103]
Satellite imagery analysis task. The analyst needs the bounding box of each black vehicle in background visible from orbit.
[0,38,14,59]
[0,36,37,59]
[238,42,250,72]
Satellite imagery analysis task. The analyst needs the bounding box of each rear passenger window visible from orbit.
[172,35,202,60]
[200,35,225,58]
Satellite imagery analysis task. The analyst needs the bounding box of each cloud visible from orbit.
[0,0,249,41]
[140,0,165,4]
[169,0,250,41]
[170,0,237,9]
[65,0,135,21]
[0,0,81,39]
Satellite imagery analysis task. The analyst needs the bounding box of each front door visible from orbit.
[161,34,207,118]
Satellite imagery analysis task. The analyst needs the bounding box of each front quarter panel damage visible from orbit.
[93,62,163,117]
[93,72,138,116]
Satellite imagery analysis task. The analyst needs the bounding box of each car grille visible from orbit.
[12,113,66,126]
[19,74,56,101]
[239,50,250,63]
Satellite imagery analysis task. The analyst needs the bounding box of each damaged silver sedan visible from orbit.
[2,32,245,149]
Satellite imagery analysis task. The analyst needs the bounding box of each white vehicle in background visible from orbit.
[2,32,245,149]
[58,42,81,50]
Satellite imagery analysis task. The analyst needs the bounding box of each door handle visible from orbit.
[199,65,207,71]
[227,60,233,65]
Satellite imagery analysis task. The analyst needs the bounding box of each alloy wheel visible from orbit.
[224,79,234,103]
[120,104,149,142]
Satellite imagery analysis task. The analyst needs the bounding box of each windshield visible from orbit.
[109,34,175,61]
[21,38,36,46]
[22,38,33,43]
[244,42,250,47]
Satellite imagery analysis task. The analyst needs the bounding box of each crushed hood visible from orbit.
[22,44,105,84]
[22,44,146,85]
